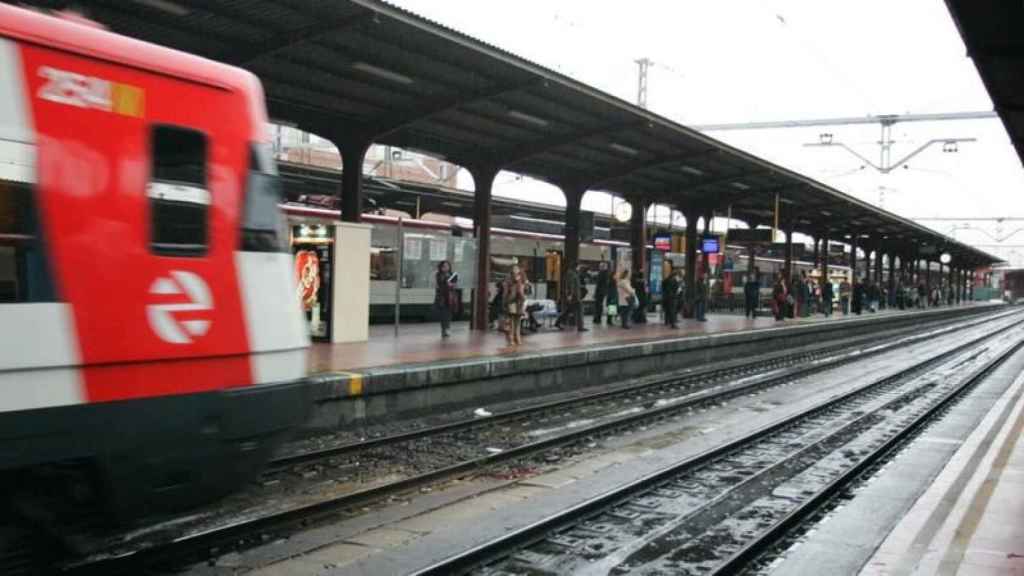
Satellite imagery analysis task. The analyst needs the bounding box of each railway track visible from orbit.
[409,319,1024,575]
[61,309,1022,574]
[270,308,1012,471]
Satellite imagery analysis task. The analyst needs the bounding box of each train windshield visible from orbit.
[242,142,287,252]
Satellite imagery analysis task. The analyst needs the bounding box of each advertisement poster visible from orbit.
[649,251,663,296]
[293,243,332,340]
[295,250,320,311]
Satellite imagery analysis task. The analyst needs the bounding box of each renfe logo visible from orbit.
[147,271,213,344]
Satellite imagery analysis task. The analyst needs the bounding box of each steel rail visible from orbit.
[710,337,1024,575]
[269,308,1006,470]
[63,309,1020,575]
[406,316,1024,576]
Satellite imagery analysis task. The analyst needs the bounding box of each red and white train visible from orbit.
[0,5,309,521]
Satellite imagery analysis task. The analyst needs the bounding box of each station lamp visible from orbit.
[940,252,952,265]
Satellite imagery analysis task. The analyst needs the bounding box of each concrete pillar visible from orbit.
[338,139,371,222]
[630,197,648,277]
[683,208,699,318]
[470,165,498,330]
[969,269,975,301]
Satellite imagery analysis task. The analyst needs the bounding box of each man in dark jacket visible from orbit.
[694,269,709,322]
[852,277,866,315]
[744,268,761,319]
[592,261,609,325]
[662,268,681,328]
[633,268,648,324]
[799,271,811,317]
[821,278,834,316]
[556,262,588,332]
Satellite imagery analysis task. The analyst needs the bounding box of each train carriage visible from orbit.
[0,5,310,524]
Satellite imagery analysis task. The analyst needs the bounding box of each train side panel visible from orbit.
[0,5,310,519]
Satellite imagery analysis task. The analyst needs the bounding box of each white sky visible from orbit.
[388,0,1023,265]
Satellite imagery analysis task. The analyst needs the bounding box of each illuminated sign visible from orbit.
[653,233,672,251]
[701,236,720,254]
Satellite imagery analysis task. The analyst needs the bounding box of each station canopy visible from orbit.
[33,0,999,266]
[945,1,1024,171]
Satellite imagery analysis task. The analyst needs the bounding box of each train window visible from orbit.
[0,179,56,302]
[149,125,209,256]
[241,143,287,252]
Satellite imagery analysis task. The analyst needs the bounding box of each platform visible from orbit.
[859,344,1024,576]
[300,303,1001,430]
[309,306,986,373]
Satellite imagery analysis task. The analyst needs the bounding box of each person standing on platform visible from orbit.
[617,269,636,329]
[800,271,812,318]
[821,277,834,316]
[504,265,526,346]
[662,268,681,328]
[695,268,709,322]
[435,260,458,338]
[744,268,761,319]
[789,274,801,318]
[490,279,505,331]
[592,261,610,325]
[556,262,588,332]
[771,273,785,320]
[852,277,865,315]
[839,277,851,315]
[632,268,648,325]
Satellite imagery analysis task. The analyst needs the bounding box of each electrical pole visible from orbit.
[635,57,651,109]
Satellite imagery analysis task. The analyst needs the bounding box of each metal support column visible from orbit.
[887,253,896,301]
[850,237,859,282]
[783,225,794,281]
[339,139,371,222]
[630,197,648,276]
[925,260,932,302]
[700,210,712,276]
[683,208,699,318]
[562,185,585,271]
[820,233,829,284]
[470,165,498,330]
[953,267,961,304]
[938,261,944,304]
[874,243,884,285]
